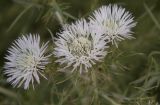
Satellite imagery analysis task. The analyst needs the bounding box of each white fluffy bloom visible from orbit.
[89,4,136,47]
[4,34,49,89]
[54,19,108,73]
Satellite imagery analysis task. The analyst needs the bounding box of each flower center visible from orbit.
[16,52,37,70]
[69,37,92,57]
[105,19,119,36]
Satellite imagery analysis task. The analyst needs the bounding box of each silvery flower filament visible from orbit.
[89,4,136,47]
[4,34,50,89]
[54,19,108,73]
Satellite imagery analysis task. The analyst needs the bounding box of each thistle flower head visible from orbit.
[54,19,108,73]
[4,34,49,89]
[89,4,136,47]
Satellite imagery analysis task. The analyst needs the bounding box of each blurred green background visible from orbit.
[1,0,160,105]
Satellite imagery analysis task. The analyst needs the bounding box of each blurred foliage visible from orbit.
[1,0,160,105]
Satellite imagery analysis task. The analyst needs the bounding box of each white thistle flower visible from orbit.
[89,4,136,47]
[54,19,108,73]
[4,34,49,89]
